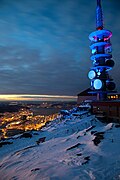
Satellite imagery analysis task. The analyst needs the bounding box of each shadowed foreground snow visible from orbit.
[0,111,120,180]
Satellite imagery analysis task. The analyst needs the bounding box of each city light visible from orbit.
[0,107,59,139]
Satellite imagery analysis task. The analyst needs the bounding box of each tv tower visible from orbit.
[88,0,115,100]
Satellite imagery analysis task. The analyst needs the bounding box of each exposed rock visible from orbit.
[36,137,46,145]
[115,124,120,128]
[67,143,81,151]
[0,141,13,148]
[20,132,32,138]
[77,135,80,139]
[92,132,104,146]
[31,168,40,172]
[84,156,90,161]
[76,153,82,156]
[82,156,90,165]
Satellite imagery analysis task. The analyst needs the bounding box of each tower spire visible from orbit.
[96,0,103,30]
[97,0,101,6]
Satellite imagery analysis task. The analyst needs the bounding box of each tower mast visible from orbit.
[96,0,103,30]
[88,0,115,101]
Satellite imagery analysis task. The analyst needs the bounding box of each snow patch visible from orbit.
[0,110,120,179]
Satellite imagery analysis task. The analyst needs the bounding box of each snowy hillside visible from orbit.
[0,110,120,180]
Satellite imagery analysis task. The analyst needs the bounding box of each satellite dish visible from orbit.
[106,81,116,90]
[93,79,103,90]
[88,70,96,79]
[106,60,115,67]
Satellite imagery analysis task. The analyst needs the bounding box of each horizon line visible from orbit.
[0,94,77,101]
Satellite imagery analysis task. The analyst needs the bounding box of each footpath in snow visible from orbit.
[0,109,120,180]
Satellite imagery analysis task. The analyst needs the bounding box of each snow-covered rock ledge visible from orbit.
[0,111,120,180]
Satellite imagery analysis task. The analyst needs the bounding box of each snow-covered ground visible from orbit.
[0,110,120,180]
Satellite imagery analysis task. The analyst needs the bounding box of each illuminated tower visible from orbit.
[88,0,115,100]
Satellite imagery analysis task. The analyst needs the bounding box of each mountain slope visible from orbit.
[0,111,120,180]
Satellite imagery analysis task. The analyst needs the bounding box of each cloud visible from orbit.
[0,44,90,95]
[0,0,119,96]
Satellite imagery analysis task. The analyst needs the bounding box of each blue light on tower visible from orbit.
[88,0,116,100]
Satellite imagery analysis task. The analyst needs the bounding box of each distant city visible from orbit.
[0,101,76,139]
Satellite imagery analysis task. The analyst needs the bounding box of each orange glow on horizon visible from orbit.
[0,94,77,101]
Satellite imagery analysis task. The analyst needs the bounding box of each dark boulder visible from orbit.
[0,141,13,148]
[92,132,104,146]
[20,132,32,138]
[36,137,46,145]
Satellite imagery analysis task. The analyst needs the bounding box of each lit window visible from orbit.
[116,95,118,99]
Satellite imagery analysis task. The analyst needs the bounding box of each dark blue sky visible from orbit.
[0,0,119,96]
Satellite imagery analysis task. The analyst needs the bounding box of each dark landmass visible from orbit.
[0,104,24,113]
